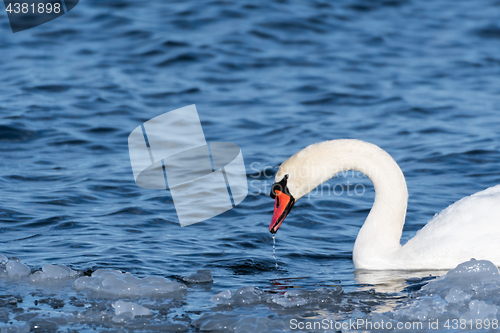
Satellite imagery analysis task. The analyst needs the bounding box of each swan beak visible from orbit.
[269,190,295,234]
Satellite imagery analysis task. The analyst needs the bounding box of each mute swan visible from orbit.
[269,139,500,270]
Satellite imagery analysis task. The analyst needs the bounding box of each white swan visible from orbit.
[269,139,500,270]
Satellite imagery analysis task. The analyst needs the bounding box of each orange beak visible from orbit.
[269,190,295,234]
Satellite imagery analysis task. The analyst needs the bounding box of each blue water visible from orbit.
[1,0,500,331]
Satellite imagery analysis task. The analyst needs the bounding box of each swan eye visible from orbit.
[270,174,291,199]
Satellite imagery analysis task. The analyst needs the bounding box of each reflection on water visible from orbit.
[354,269,446,293]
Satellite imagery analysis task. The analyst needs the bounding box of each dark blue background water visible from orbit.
[1,0,500,331]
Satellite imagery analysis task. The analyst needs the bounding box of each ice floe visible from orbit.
[210,286,263,306]
[394,259,500,324]
[3,253,500,332]
[30,264,79,283]
[182,269,213,283]
[112,300,152,316]
[5,260,30,278]
[210,290,232,304]
[192,313,287,333]
[73,269,187,297]
[111,300,152,323]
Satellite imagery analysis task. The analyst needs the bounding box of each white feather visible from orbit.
[275,139,500,270]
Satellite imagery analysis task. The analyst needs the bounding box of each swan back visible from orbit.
[399,184,500,269]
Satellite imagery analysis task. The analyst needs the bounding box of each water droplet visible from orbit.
[273,234,278,273]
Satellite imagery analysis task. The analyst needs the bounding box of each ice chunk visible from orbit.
[424,259,500,293]
[209,287,261,307]
[210,290,232,304]
[0,309,8,324]
[28,319,58,331]
[394,297,446,322]
[393,259,500,325]
[460,300,497,321]
[182,269,213,283]
[193,313,287,332]
[112,300,151,316]
[30,264,78,283]
[0,254,7,265]
[0,324,30,333]
[270,293,308,308]
[444,259,500,284]
[284,289,308,298]
[6,260,30,278]
[370,313,394,327]
[445,287,470,303]
[422,259,500,304]
[234,317,287,333]
[192,313,240,331]
[73,269,187,297]
[233,286,260,305]
[102,275,140,295]
[144,323,189,331]
[111,311,134,324]
[42,264,77,278]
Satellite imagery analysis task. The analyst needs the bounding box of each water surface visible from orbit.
[1,0,500,331]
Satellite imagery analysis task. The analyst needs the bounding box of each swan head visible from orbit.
[269,143,327,233]
[269,174,296,233]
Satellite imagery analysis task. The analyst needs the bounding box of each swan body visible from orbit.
[269,139,500,270]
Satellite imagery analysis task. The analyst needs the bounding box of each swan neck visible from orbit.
[276,139,408,269]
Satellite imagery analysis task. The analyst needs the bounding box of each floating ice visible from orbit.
[30,264,78,283]
[182,269,213,283]
[192,313,239,331]
[112,300,151,316]
[233,286,261,305]
[460,300,498,321]
[210,290,232,304]
[6,260,30,278]
[0,308,8,319]
[233,317,287,333]
[110,301,151,324]
[210,286,262,307]
[394,259,500,324]
[27,319,58,331]
[270,292,308,308]
[437,259,500,285]
[73,269,187,297]
[3,254,500,332]
[0,324,30,333]
[209,285,343,311]
[111,311,134,324]
[267,286,342,310]
[422,259,500,297]
[0,254,7,265]
[0,256,191,331]
[192,313,286,332]
[444,287,470,303]
[143,323,189,331]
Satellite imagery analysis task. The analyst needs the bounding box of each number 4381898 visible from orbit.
[444,318,498,330]
[5,2,61,14]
